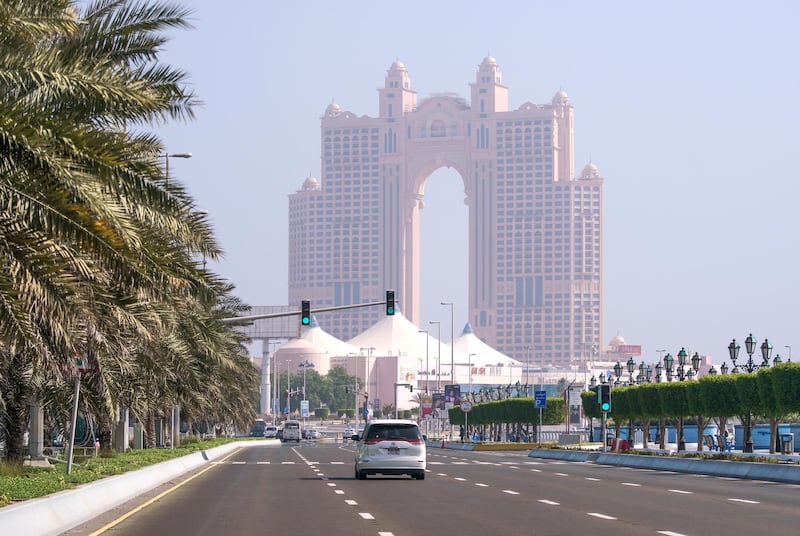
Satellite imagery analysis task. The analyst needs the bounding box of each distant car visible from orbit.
[249,419,267,437]
[275,429,283,440]
[264,426,278,438]
[306,429,322,439]
[354,419,426,480]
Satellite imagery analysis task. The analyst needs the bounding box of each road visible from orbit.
[64,441,800,535]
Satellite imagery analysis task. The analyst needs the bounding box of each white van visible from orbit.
[282,420,302,442]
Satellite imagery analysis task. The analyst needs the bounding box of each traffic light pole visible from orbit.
[601,411,607,452]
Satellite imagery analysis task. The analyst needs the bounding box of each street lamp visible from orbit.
[440,302,455,385]
[429,321,441,393]
[626,356,636,385]
[418,330,429,393]
[161,152,192,187]
[298,360,314,424]
[730,334,773,452]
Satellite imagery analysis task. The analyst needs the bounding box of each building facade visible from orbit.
[288,57,603,368]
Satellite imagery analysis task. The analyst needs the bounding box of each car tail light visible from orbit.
[364,438,382,445]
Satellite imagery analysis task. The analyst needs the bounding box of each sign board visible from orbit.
[616,344,642,356]
[460,401,472,413]
[534,390,547,409]
[300,400,309,418]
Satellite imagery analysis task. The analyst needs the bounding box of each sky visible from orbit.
[153,0,800,366]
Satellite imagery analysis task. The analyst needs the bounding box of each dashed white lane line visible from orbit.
[502,490,520,495]
[330,461,344,464]
[281,461,295,464]
[326,483,336,487]
[378,532,395,536]
[657,532,689,536]
[256,461,270,464]
[359,513,375,520]
[621,482,641,487]
[334,490,344,495]
[728,498,759,504]
[530,468,542,473]
[584,477,600,481]
[475,483,489,487]
[554,472,569,476]
[538,499,560,506]
[668,489,693,494]
[232,461,246,465]
[455,477,467,481]
[588,513,616,520]
[345,500,358,505]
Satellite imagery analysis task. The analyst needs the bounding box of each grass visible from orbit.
[0,436,250,508]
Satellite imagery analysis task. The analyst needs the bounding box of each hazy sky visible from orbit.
[154,0,799,366]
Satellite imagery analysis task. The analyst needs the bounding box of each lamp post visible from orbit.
[729,334,772,452]
[418,330,429,393]
[161,152,192,187]
[441,301,455,385]
[298,360,314,425]
[429,321,441,393]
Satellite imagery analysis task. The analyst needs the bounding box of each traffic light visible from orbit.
[599,383,611,412]
[301,300,311,325]
[386,290,395,315]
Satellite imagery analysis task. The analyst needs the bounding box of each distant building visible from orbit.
[288,57,603,368]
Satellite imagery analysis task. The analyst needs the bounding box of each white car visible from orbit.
[353,419,426,480]
[264,426,278,438]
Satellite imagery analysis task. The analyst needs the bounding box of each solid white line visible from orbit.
[359,513,375,520]
[538,499,560,506]
[502,490,520,495]
[345,500,358,505]
[588,513,616,520]
[621,482,641,487]
[668,489,693,494]
[729,498,759,504]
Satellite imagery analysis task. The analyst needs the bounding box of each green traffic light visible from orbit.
[302,317,310,325]
[601,402,610,412]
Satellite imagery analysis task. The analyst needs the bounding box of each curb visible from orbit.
[0,439,273,536]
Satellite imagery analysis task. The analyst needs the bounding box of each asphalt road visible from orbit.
[64,441,800,535]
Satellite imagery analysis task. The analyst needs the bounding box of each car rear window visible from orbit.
[365,424,422,441]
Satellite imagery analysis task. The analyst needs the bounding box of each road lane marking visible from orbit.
[509,466,520,469]
[530,469,542,473]
[437,473,448,476]
[335,490,344,494]
[87,448,243,536]
[378,533,395,536]
[475,483,489,487]
[584,477,600,481]
[621,482,641,487]
[327,483,337,487]
[588,513,616,520]
[455,477,467,481]
[257,461,270,464]
[729,498,759,504]
[359,513,375,520]
[538,500,560,505]
[331,461,345,464]
[345,500,358,505]
[232,461,246,465]
[502,490,520,495]
[658,532,688,536]
[281,461,295,464]
[554,472,569,476]
[668,489,692,494]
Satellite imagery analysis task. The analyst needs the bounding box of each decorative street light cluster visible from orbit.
[460,381,527,405]
[722,334,782,453]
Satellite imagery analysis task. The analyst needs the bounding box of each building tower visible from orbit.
[288,57,603,367]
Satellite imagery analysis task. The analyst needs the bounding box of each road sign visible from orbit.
[534,390,547,409]
[461,401,472,412]
[300,400,309,418]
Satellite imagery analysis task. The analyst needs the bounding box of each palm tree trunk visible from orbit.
[0,352,33,464]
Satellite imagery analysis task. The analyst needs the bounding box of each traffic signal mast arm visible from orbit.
[220,299,389,324]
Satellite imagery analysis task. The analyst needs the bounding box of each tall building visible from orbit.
[288,57,603,368]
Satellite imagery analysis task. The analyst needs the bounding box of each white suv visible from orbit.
[353,420,426,480]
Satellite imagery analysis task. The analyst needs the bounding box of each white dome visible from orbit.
[324,102,341,117]
[552,89,569,106]
[581,163,601,179]
[302,175,320,191]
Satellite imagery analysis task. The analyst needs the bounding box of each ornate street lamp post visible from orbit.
[729,334,773,452]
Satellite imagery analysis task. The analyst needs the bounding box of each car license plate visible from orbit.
[388,447,400,455]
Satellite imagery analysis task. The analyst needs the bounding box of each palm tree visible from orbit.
[0,1,263,462]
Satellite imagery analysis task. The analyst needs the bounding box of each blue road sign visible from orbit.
[534,390,547,409]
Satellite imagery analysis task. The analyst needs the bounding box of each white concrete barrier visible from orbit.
[0,440,273,536]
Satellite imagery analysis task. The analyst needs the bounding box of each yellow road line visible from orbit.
[88,448,241,535]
